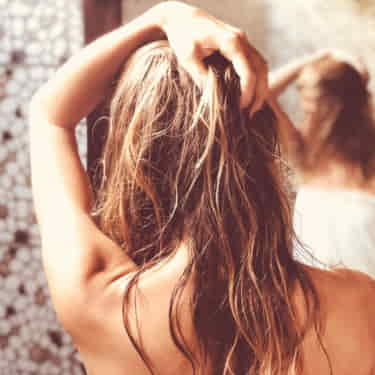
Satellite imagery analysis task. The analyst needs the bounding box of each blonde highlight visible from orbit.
[91,41,324,375]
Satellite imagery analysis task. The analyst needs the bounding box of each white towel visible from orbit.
[293,186,375,278]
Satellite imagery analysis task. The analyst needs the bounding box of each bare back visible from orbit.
[66,248,375,375]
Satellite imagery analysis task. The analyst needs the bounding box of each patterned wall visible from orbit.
[0,0,86,374]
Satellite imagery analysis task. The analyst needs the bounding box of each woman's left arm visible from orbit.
[269,50,331,98]
[28,6,167,327]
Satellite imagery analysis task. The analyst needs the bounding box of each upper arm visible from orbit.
[28,114,137,328]
[39,211,137,328]
[268,63,301,99]
[28,111,194,362]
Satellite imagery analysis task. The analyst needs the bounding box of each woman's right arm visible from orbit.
[269,51,329,98]
[269,58,308,98]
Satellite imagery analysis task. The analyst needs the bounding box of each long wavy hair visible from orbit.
[296,56,375,180]
[91,41,323,375]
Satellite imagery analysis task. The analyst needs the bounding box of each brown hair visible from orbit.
[92,41,323,374]
[296,57,375,179]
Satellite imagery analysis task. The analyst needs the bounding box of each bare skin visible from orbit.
[28,2,375,374]
[68,247,375,375]
[300,267,375,375]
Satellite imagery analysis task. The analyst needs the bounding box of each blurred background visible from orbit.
[0,0,374,374]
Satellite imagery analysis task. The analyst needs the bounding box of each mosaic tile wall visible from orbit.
[0,0,86,374]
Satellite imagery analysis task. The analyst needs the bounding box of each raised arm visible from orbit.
[30,2,268,130]
[269,51,329,98]
[269,59,306,98]
[28,1,268,334]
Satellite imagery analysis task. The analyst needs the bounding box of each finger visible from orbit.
[251,58,269,116]
[231,53,256,109]
[219,36,256,108]
[244,48,268,116]
[180,49,209,89]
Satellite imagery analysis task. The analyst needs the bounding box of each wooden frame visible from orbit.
[82,0,123,192]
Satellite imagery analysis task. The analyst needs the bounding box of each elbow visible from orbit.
[30,82,47,103]
[29,90,44,123]
[29,82,51,121]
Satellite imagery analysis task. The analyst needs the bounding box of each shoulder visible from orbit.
[313,267,375,317]
[332,269,375,353]
[299,266,375,317]
[330,268,375,300]
[63,244,194,348]
[304,266,375,341]
[317,268,375,364]
[302,267,375,373]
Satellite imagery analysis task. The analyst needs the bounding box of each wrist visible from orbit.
[143,3,166,31]
[291,58,309,74]
[115,6,167,50]
[150,1,196,33]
